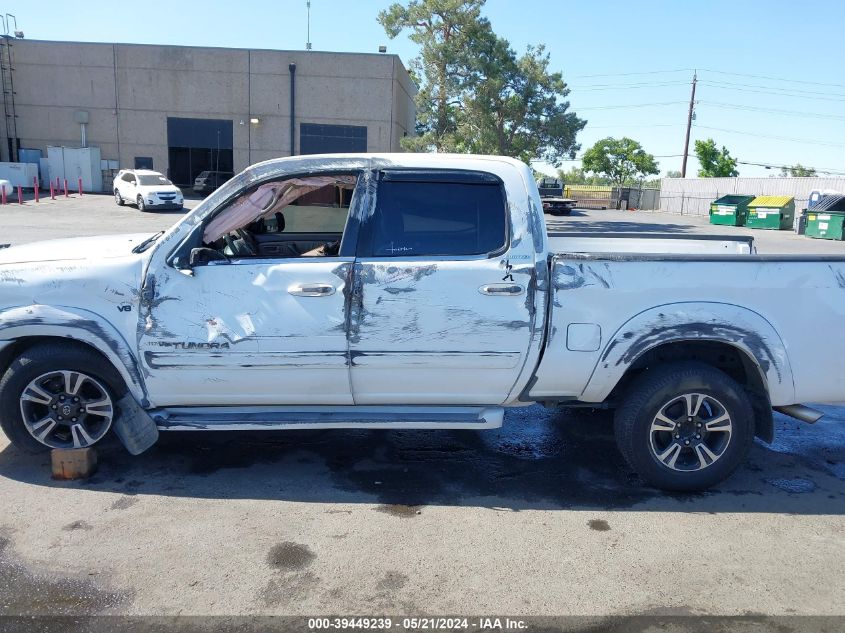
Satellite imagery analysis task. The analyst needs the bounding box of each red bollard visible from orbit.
[55,176,60,191]
[33,177,39,203]
[64,179,69,198]
[1,186,6,205]
[17,185,23,205]
[50,182,55,200]
[78,178,83,196]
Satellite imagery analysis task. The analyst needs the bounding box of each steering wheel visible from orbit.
[222,230,258,258]
[236,229,259,256]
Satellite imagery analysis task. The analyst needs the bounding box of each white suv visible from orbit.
[113,169,184,212]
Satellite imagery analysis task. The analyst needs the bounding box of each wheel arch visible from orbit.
[0,305,148,406]
[581,303,794,440]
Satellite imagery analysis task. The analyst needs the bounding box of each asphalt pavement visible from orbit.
[0,195,842,621]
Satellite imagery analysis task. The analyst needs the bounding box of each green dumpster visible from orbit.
[806,195,845,240]
[745,196,795,230]
[709,195,755,226]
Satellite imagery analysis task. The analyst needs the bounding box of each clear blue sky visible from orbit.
[12,0,845,177]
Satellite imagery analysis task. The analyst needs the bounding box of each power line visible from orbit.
[699,82,845,103]
[572,80,689,91]
[573,68,692,79]
[570,68,845,90]
[698,100,845,121]
[576,101,687,111]
[735,160,845,176]
[694,125,845,149]
[699,68,845,90]
[586,123,684,129]
[699,79,845,100]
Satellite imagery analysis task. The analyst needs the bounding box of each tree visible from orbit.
[694,139,738,177]
[378,0,490,152]
[556,166,612,186]
[581,137,659,187]
[665,170,682,178]
[456,37,585,166]
[780,163,817,177]
[379,0,585,164]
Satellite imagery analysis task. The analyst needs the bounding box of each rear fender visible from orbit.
[581,302,795,405]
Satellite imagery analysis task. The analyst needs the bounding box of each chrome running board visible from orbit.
[152,405,504,431]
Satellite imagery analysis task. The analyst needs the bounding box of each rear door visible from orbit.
[118,172,134,198]
[349,169,533,405]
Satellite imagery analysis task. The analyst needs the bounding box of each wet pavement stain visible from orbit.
[588,519,611,532]
[61,520,92,532]
[1,405,843,516]
[109,496,138,510]
[260,570,319,608]
[375,504,422,518]
[765,478,817,493]
[376,571,408,592]
[0,534,126,616]
[267,542,315,571]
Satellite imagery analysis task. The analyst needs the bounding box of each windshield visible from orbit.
[138,174,172,186]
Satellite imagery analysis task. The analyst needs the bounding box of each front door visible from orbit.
[139,260,353,407]
[138,171,362,407]
[349,169,534,405]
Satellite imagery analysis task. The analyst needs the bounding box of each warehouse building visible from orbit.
[0,39,416,187]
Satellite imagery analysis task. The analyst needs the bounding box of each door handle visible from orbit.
[479,283,524,296]
[288,283,336,297]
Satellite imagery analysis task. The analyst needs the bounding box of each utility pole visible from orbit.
[680,71,697,178]
[306,1,312,50]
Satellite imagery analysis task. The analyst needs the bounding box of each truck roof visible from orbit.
[246,152,530,176]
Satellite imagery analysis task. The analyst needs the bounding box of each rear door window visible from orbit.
[364,171,507,257]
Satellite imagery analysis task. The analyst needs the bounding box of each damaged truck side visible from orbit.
[0,154,842,491]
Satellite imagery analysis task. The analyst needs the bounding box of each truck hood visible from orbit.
[0,233,155,265]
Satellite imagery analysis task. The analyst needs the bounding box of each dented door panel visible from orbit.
[138,259,353,406]
[348,258,533,404]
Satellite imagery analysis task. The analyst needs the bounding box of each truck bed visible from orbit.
[547,232,755,255]
[530,250,845,407]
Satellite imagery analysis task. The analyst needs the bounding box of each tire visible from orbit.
[114,189,124,206]
[0,343,126,453]
[613,361,755,491]
[137,196,146,212]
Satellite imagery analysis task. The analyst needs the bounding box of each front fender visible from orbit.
[0,304,148,406]
[581,302,796,405]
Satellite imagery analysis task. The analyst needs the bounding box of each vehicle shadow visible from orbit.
[0,406,842,514]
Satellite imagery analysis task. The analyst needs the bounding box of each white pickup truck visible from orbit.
[0,154,842,491]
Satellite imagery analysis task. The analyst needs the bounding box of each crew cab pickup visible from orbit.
[0,154,842,490]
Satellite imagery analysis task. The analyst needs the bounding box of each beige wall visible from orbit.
[4,39,416,185]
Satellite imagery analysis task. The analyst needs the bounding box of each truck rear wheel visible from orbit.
[613,362,755,491]
[0,343,125,453]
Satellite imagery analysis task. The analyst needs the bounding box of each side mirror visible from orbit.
[189,247,227,268]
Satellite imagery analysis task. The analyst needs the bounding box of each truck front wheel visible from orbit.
[613,362,755,491]
[0,343,125,453]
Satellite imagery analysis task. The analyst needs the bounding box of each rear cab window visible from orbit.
[362,170,508,258]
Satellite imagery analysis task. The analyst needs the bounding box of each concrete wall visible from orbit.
[4,39,416,185]
[660,177,845,216]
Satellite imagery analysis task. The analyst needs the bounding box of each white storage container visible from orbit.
[0,162,39,189]
[46,146,104,193]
